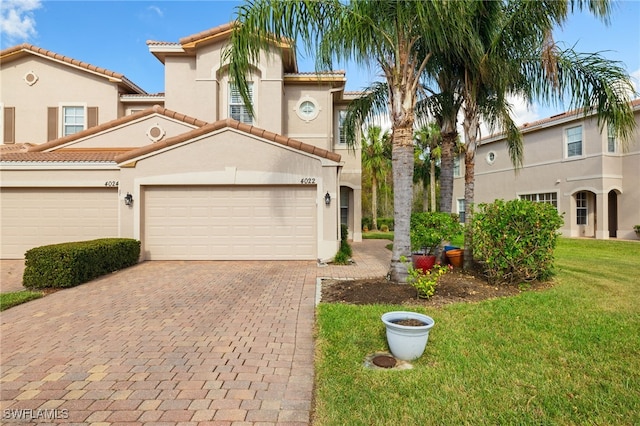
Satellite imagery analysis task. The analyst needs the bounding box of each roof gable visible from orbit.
[30,106,208,152]
[147,21,297,72]
[114,118,341,165]
[0,44,147,95]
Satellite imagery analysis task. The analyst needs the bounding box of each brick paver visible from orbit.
[0,240,391,425]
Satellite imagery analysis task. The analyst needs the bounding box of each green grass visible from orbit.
[314,238,640,425]
[0,290,43,311]
[362,231,394,241]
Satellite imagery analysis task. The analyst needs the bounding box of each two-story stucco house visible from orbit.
[453,99,640,240]
[0,22,362,261]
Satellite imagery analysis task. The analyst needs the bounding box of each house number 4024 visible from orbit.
[104,181,119,187]
[300,178,316,184]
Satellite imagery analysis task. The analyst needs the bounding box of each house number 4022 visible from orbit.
[104,181,119,187]
[300,178,316,184]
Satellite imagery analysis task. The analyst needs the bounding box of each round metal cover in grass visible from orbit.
[372,354,397,368]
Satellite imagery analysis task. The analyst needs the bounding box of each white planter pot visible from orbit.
[381,311,435,361]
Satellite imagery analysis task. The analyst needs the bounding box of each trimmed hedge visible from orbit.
[23,238,141,289]
[471,199,564,285]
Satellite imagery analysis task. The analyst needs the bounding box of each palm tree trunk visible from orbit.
[371,176,379,231]
[439,123,457,213]
[429,156,436,212]
[463,102,480,271]
[389,125,414,283]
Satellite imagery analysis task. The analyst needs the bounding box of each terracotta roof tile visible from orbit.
[30,105,208,152]
[178,22,237,46]
[0,149,130,163]
[0,143,33,153]
[0,44,146,94]
[115,119,342,164]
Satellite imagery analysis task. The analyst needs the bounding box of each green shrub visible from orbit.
[410,212,462,255]
[471,199,564,285]
[23,238,140,289]
[333,225,352,264]
[379,224,389,232]
[377,217,394,231]
[361,217,372,231]
[407,263,452,299]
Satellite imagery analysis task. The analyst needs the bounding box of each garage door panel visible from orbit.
[1,188,118,259]
[144,186,316,260]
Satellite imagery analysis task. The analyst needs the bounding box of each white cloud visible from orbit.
[0,0,42,42]
[147,5,163,18]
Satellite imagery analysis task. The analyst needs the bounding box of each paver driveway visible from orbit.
[0,240,391,425]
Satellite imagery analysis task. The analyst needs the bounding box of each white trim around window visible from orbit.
[59,103,87,137]
[564,124,583,159]
[337,110,347,145]
[519,192,558,208]
[606,122,616,154]
[229,82,254,124]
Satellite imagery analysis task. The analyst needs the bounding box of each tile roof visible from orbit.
[0,149,130,163]
[0,44,147,95]
[30,106,208,152]
[115,118,342,164]
[0,143,34,153]
[482,98,640,143]
[178,22,237,46]
[148,21,297,73]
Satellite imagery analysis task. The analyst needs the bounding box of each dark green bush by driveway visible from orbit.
[23,238,140,289]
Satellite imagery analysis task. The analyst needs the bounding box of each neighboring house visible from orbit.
[0,22,362,260]
[453,99,640,240]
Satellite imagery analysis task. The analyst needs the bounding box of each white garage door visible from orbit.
[0,188,119,259]
[144,186,317,260]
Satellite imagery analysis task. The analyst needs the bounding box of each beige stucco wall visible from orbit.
[454,108,640,240]
[1,55,121,144]
[117,129,341,260]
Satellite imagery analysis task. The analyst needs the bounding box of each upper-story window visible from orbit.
[337,110,347,145]
[453,155,461,177]
[62,106,85,136]
[607,123,616,153]
[229,83,253,124]
[565,125,583,158]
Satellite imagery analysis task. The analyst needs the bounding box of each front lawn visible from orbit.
[0,290,43,311]
[313,238,640,425]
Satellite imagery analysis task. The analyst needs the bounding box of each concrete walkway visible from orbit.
[0,240,391,425]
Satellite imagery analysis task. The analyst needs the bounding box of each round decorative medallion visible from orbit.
[146,124,166,142]
[24,71,39,86]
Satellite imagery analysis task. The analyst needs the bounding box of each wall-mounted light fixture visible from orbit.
[324,192,331,205]
[124,193,133,206]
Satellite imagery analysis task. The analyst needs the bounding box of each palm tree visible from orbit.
[454,0,636,269]
[362,126,391,230]
[413,123,442,212]
[224,0,471,282]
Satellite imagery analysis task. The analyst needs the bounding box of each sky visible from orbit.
[1,0,639,126]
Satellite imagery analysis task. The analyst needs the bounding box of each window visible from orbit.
[229,83,253,124]
[607,123,616,153]
[566,125,582,158]
[340,188,349,226]
[453,155,461,177]
[520,192,558,208]
[486,151,496,165]
[62,106,85,136]
[576,192,587,225]
[457,199,465,223]
[337,110,347,145]
[296,98,319,121]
